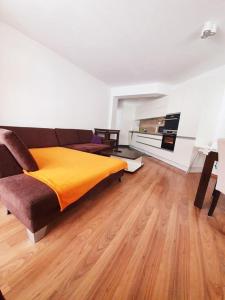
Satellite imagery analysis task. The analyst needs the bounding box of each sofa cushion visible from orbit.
[66,144,88,152]
[0,144,22,178]
[77,129,93,143]
[66,143,110,153]
[0,174,60,232]
[91,135,102,144]
[0,126,58,148]
[55,128,80,146]
[0,129,38,171]
[81,143,110,153]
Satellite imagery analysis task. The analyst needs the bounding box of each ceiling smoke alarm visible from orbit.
[201,21,217,39]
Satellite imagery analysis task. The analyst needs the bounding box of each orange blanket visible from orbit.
[25,147,127,211]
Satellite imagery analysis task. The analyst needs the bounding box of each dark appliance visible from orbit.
[161,133,177,151]
[163,113,180,133]
[161,113,180,151]
[158,126,164,133]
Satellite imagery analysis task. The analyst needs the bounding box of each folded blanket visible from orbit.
[25,147,127,210]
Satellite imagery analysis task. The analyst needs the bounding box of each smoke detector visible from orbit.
[201,21,217,39]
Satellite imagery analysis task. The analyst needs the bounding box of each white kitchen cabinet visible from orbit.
[130,132,196,171]
[130,132,161,147]
[135,98,168,120]
[135,134,162,148]
[166,82,204,138]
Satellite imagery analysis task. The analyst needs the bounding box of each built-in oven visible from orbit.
[161,133,177,151]
[164,113,180,131]
[161,113,180,151]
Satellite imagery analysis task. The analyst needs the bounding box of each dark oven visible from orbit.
[164,113,180,132]
[161,134,177,151]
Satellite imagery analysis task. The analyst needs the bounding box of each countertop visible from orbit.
[129,130,162,136]
[129,130,196,140]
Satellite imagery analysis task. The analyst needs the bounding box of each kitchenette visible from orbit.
[114,88,206,172]
[130,112,196,171]
[137,113,180,151]
[111,69,225,174]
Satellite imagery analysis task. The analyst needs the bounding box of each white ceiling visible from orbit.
[1,0,225,86]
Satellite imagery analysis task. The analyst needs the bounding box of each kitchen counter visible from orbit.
[129,131,197,172]
[129,131,195,140]
[130,130,162,136]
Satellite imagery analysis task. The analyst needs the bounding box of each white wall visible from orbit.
[0,22,110,129]
[195,66,225,146]
[135,97,168,120]
[165,65,225,144]
[164,65,225,144]
[213,92,225,142]
[127,65,225,145]
[115,100,138,145]
[109,83,171,128]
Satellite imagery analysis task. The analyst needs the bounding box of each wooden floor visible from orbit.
[1,157,225,300]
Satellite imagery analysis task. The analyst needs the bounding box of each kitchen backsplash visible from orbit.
[139,117,165,134]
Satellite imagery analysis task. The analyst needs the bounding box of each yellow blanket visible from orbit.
[25,147,127,211]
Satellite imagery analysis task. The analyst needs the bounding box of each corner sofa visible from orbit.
[0,126,123,242]
[0,126,111,153]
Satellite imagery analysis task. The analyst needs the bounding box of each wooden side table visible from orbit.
[194,151,218,209]
[94,128,120,149]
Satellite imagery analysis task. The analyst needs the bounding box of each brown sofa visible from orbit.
[0,126,111,153]
[0,126,122,242]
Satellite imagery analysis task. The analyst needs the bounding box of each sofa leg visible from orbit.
[26,226,48,243]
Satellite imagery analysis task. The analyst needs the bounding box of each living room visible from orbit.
[0,1,225,299]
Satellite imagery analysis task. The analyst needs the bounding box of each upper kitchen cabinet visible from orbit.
[166,83,204,138]
[135,98,168,120]
[134,80,204,138]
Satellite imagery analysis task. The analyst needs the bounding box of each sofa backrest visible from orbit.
[0,144,22,178]
[0,126,94,149]
[55,128,80,146]
[77,129,93,143]
[0,126,95,179]
[55,128,93,145]
[0,126,59,148]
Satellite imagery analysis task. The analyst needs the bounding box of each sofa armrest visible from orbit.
[0,174,60,232]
